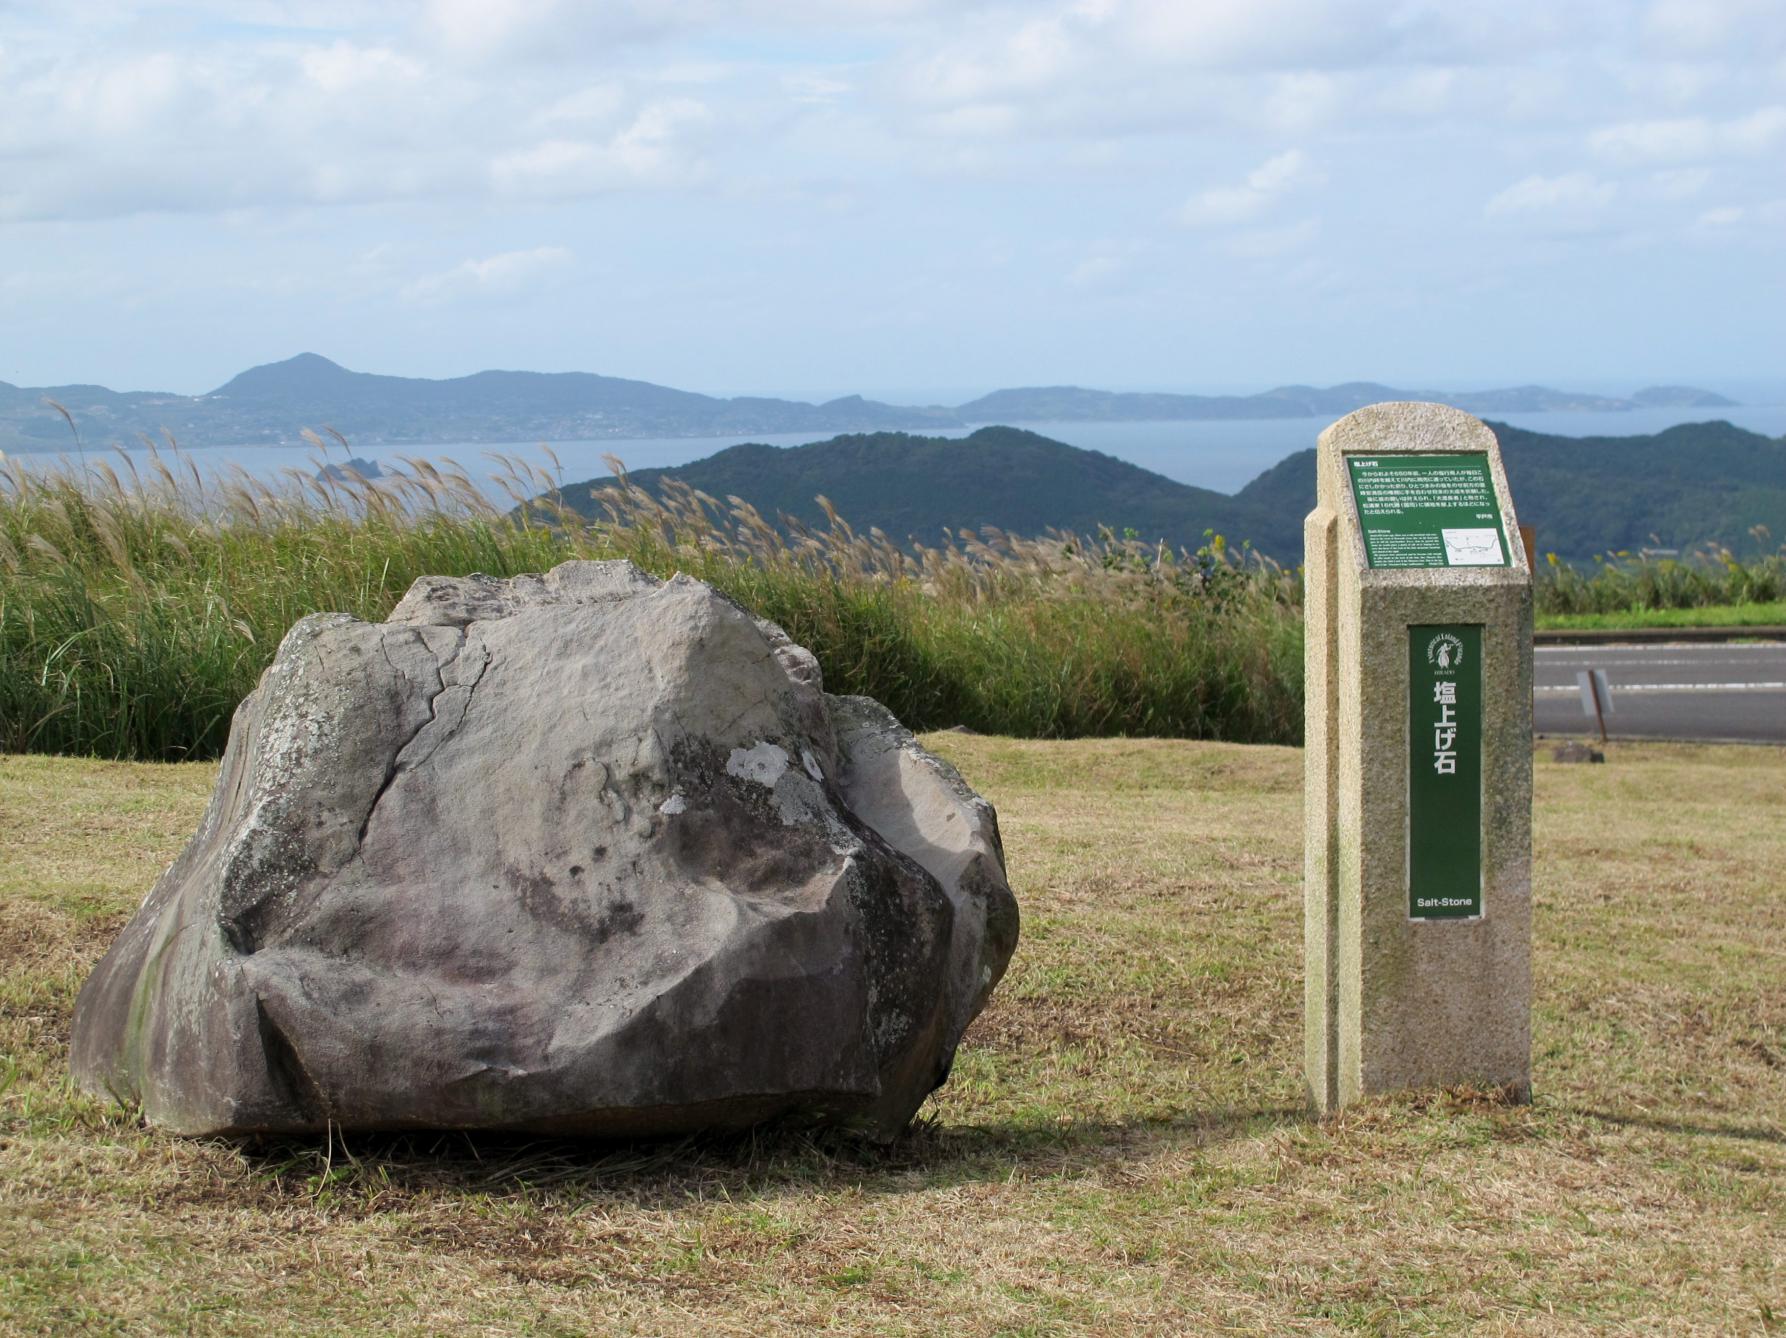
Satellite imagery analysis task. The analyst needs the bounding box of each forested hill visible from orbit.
[550,427,1301,559]
[552,420,1786,565]
[1235,420,1786,560]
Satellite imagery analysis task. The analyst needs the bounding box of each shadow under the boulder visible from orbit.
[233,1103,1312,1207]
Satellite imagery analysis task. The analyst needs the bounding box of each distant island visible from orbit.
[542,420,1786,565]
[315,456,385,483]
[955,381,1736,423]
[0,352,1738,453]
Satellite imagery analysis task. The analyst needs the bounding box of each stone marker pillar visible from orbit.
[1304,402,1533,1114]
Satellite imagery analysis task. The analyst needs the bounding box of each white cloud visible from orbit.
[1642,0,1786,55]
[917,104,1022,139]
[1181,150,1318,226]
[1374,67,1457,117]
[400,247,574,305]
[1105,0,1389,70]
[534,85,627,129]
[7,0,1773,224]
[425,0,961,63]
[1067,254,1126,288]
[1692,198,1786,234]
[1485,172,1616,216]
[1064,238,1151,291]
[423,0,681,63]
[783,74,852,104]
[902,13,1077,107]
[1589,105,1786,163]
[299,42,423,95]
[1635,62,1721,109]
[0,30,718,221]
[1259,72,1341,133]
[1221,217,1318,259]
[492,100,711,197]
[1647,167,1712,200]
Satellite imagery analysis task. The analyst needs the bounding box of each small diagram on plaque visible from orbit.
[1440,528,1504,566]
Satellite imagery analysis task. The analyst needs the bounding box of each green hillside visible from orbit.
[552,426,1303,558]
[552,419,1786,565]
[1238,419,1786,561]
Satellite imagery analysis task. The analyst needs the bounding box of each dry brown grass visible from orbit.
[2,739,1782,1335]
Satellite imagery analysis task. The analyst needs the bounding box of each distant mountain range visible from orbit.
[0,352,1738,453]
[546,420,1786,564]
[956,381,1736,422]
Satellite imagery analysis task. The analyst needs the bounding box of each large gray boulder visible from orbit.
[70,561,1017,1140]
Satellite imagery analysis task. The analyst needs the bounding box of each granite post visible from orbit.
[1304,402,1533,1114]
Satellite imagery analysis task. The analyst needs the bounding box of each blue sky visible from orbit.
[3,0,1783,400]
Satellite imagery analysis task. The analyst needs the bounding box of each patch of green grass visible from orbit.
[1537,600,1786,631]
[1535,543,1784,618]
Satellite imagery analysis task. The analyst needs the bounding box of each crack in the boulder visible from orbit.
[402,628,464,759]
[354,628,484,851]
[376,636,406,692]
[434,627,467,683]
[351,761,410,856]
[401,636,488,774]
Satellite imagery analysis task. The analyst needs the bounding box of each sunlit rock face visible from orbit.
[70,560,1018,1141]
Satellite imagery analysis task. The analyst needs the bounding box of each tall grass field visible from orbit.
[0,450,1304,760]
[5,447,1781,762]
[1535,535,1783,614]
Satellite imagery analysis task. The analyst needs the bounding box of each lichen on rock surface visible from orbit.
[70,560,1018,1140]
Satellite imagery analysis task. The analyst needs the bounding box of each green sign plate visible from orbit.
[1408,624,1483,920]
[1347,454,1510,570]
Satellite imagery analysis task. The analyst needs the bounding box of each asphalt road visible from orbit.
[1535,643,1786,744]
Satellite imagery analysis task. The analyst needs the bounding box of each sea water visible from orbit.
[16,404,1786,500]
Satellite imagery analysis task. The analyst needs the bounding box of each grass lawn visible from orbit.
[3,738,1782,1335]
[1537,601,1786,632]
